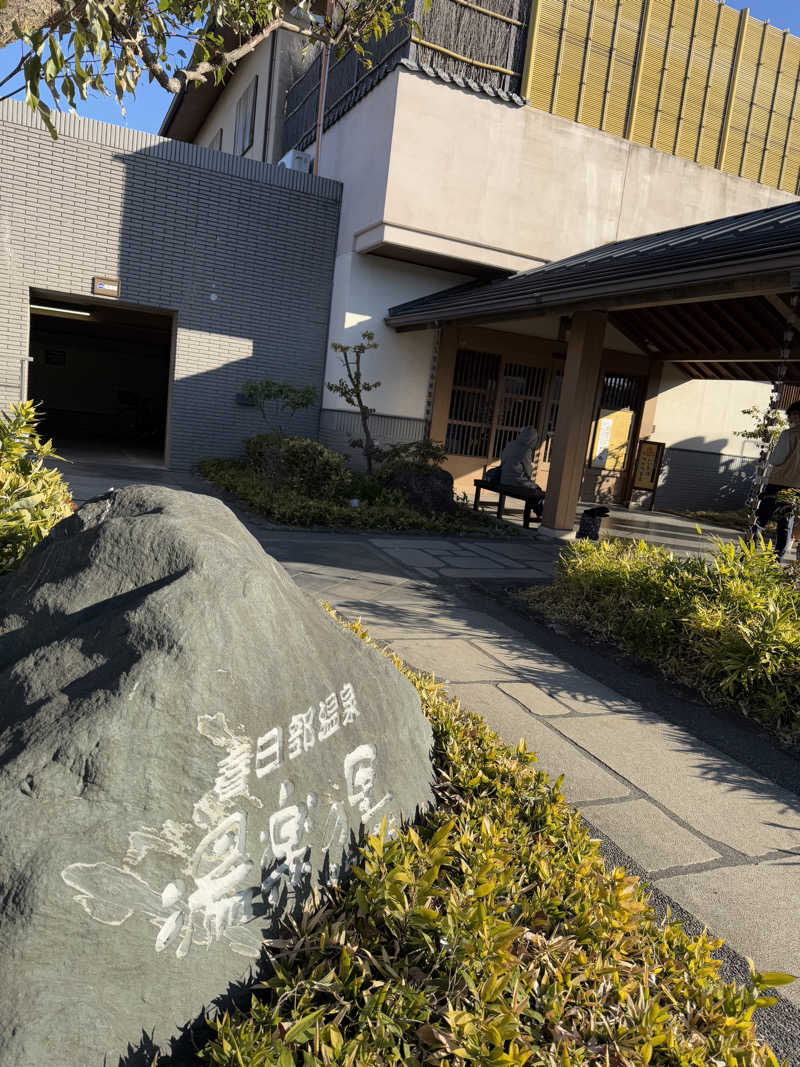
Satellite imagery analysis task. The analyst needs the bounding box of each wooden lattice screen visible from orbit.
[445,349,553,459]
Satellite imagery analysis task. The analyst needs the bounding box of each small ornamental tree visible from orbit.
[240,378,317,437]
[738,401,790,528]
[735,404,788,452]
[327,330,381,474]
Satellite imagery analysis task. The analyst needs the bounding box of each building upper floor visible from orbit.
[161,0,800,197]
[158,0,798,278]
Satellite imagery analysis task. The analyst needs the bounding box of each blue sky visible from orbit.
[0,0,797,135]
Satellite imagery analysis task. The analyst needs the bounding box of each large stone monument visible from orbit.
[0,486,435,1066]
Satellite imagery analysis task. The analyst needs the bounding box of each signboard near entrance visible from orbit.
[591,408,634,470]
[629,440,666,510]
[92,276,121,298]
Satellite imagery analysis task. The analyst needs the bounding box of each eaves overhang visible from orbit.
[385,201,800,331]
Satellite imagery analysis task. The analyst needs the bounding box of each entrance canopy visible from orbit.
[386,200,800,532]
[386,200,800,383]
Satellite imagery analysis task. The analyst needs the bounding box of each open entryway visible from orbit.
[27,295,173,466]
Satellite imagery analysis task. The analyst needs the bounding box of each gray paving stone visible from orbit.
[655,860,800,1007]
[499,681,611,716]
[474,640,655,717]
[582,798,721,872]
[439,554,500,567]
[447,683,631,804]
[438,567,552,578]
[367,548,443,568]
[388,638,513,682]
[556,713,800,856]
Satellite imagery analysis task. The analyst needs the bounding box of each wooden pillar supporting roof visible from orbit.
[541,311,607,534]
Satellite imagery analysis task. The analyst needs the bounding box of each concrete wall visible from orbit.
[382,70,796,267]
[0,99,341,468]
[651,365,770,457]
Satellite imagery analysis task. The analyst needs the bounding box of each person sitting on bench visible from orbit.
[500,425,539,486]
[483,426,545,520]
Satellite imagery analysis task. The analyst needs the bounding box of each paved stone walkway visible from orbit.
[56,460,800,1056]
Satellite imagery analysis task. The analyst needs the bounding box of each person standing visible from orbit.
[753,401,800,561]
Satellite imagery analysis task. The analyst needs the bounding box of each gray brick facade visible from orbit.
[0,99,341,468]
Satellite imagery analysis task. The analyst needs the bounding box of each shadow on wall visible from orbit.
[656,437,759,512]
[113,142,340,468]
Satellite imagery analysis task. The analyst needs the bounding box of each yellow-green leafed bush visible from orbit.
[517,538,800,746]
[201,613,791,1067]
[0,401,73,574]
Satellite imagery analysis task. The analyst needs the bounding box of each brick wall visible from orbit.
[0,99,341,468]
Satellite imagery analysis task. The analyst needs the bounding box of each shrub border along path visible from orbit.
[199,613,791,1067]
[513,538,800,750]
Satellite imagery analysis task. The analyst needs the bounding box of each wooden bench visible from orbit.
[473,479,544,529]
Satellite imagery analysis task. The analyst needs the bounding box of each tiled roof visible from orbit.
[386,199,800,329]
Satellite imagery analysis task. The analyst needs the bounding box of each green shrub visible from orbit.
[199,458,516,536]
[377,438,448,479]
[517,537,800,746]
[200,613,791,1067]
[0,401,73,575]
[244,434,353,501]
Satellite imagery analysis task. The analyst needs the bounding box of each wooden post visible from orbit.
[429,328,458,444]
[541,311,607,534]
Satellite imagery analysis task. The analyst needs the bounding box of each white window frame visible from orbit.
[234,77,258,156]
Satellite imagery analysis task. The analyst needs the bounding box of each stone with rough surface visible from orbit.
[387,466,455,513]
[0,486,434,1067]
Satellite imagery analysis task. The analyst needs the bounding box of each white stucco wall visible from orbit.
[195,48,267,157]
[324,252,470,418]
[194,31,305,160]
[651,365,771,456]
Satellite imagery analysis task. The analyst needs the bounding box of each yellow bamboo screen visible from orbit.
[522,0,800,194]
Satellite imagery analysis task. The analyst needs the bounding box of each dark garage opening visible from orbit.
[27,296,173,465]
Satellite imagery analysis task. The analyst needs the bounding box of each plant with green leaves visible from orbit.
[198,455,517,535]
[0,0,417,137]
[327,330,381,474]
[244,432,352,499]
[735,404,788,452]
[239,379,318,438]
[199,610,794,1066]
[517,536,800,746]
[0,400,73,574]
[377,437,448,479]
[775,487,800,522]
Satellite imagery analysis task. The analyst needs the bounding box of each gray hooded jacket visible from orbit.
[500,425,539,487]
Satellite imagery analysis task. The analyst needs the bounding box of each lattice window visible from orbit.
[492,362,549,456]
[445,348,500,457]
[446,350,553,460]
[540,371,563,463]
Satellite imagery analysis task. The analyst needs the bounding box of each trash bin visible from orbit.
[577,506,609,540]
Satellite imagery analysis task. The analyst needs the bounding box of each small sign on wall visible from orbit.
[632,440,666,491]
[92,276,121,298]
